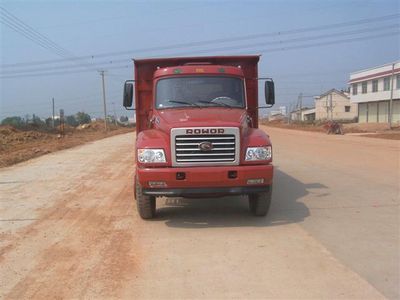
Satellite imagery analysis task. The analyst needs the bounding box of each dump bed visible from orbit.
[133,56,260,133]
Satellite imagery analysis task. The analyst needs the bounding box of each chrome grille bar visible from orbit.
[178,158,234,162]
[177,148,235,151]
[176,137,234,140]
[177,153,235,157]
[176,142,234,146]
[171,127,240,167]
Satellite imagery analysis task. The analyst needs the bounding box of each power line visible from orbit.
[0,58,128,75]
[1,91,122,111]
[1,30,398,79]
[0,16,71,58]
[2,13,398,68]
[0,64,130,79]
[154,30,398,58]
[256,30,399,54]
[145,25,399,58]
[0,102,121,116]
[0,7,74,58]
[1,23,396,75]
[0,7,96,72]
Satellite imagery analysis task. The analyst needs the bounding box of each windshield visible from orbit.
[155,76,245,109]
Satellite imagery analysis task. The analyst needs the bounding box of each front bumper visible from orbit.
[143,186,271,197]
[137,164,273,196]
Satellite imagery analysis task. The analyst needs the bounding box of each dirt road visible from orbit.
[1,127,398,299]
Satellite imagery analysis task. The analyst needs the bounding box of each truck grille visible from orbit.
[171,127,240,166]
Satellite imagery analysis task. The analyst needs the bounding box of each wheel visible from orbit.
[135,181,156,219]
[248,186,272,217]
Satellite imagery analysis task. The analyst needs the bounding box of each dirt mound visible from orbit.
[262,120,400,138]
[0,128,53,147]
[342,123,391,133]
[261,120,325,132]
[75,121,122,131]
[0,124,134,167]
[89,121,106,130]
[0,125,18,136]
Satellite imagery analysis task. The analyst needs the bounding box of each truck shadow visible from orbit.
[156,169,326,228]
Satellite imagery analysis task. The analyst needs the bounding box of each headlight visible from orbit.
[138,149,166,163]
[245,146,272,161]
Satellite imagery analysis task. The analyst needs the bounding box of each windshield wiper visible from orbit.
[197,100,232,108]
[168,100,200,108]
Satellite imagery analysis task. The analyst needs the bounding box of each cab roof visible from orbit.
[153,64,245,78]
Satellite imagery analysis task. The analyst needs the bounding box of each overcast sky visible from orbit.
[0,0,399,120]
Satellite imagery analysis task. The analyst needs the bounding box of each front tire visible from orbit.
[248,186,272,217]
[135,181,156,219]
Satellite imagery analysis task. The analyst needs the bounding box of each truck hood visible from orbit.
[154,108,248,132]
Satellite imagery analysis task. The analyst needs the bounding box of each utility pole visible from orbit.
[52,97,55,128]
[298,93,303,121]
[288,102,294,124]
[100,70,108,131]
[286,105,290,124]
[326,96,329,120]
[112,102,117,125]
[389,63,395,129]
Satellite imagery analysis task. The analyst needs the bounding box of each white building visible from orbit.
[349,61,400,124]
[314,89,357,121]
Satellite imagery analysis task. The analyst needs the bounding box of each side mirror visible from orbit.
[265,80,275,106]
[123,81,134,108]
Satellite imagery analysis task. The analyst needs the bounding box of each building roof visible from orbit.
[350,61,400,75]
[349,61,400,83]
[270,111,284,116]
[314,88,349,100]
[291,107,315,113]
[302,108,316,115]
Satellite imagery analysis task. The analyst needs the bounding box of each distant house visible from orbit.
[349,61,400,124]
[302,108,316,121]
[314,89,357,121]
[268,112,285,121]
[290,107,315,122]
[268,106,287,121]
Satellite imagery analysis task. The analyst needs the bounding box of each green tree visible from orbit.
[75,112,91,125]
[1,116,24,127]
[66,115,79,127]
[32,114,45,126]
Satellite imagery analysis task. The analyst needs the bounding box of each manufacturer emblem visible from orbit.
[199,141,213,152]
[186,128,225,134]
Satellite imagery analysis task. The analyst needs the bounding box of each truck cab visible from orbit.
[123,56,275,219]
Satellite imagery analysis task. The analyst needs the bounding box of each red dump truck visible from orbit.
[123,56,275,219]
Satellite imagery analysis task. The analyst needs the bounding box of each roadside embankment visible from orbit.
[0,122,134,167]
